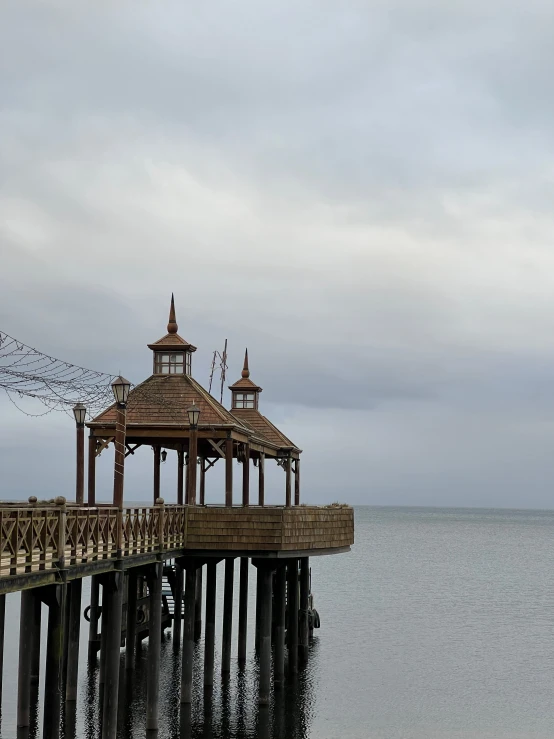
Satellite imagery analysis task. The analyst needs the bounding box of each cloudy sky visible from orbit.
[2,1,554,508]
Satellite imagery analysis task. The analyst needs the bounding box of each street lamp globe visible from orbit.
[187,402,201,428]
[72,402,87,426]
[111,376,131,406]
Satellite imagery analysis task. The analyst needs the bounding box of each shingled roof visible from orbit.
[228,349,300,453]
[231,408,299,450]
[91,374,247,429]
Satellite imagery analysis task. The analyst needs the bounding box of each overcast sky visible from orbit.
[2,1,554,508]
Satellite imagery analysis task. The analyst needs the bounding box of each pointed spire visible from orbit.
[241,348,250,378]
[167,293,178,334]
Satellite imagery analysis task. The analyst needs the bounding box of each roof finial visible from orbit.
[241,348,250,378]
[167,293,178,334]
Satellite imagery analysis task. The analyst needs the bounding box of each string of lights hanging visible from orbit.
[0,330,117,417]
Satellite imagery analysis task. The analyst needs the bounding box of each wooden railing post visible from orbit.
[56,496,67,570]
[155,497,165,554]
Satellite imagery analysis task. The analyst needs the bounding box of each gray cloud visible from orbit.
[2,0,554,508]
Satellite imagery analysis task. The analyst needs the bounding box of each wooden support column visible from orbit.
[258,453,265,506]
[225,434,233,507]
[43,583,66,739]
[285,455,292,507]
[173,563,183,650]
[102,570,124,739]
[238,557,248,663]
[146,562,163,732]
[0,593,5,708]
[199,458,206,505]
[181,565,197,704]
[287,560,299,674]
[188,429,198,506]
[17,589,35,728]
[299,558,310,664]
[88,575,101,660]
[255,566,262,653]
[184,455,190,505]
[88,433,96,506]
[177,447,185,505]
[153,446,161,505]
[242,444,250,507]
[204,561,217,690]
[65,578,82,702]
[62,583,71,690]
[195,567,203,642]
[257,564,274,705]
[30,592,42,687]
[274,565,287,688]
[125,569,138,670]
[294,458,301,506]
[221,558,234,674]
[98,582,108,691]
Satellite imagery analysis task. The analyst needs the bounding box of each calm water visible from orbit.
[3,506,554,739]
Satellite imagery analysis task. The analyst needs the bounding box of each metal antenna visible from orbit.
[208,340,228,404]
[219,339,228,405]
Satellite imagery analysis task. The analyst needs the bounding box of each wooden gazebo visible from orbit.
[86,296,301,507]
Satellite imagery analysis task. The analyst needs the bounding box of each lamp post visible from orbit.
[187,403,200,506]
[72,403,86,505]
[111,376,131,510]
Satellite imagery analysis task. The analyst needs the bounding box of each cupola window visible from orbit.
[154,352,191,375]
[234,392,256,409]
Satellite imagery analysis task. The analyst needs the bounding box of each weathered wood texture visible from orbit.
[0,504,353,579]
[186,506,354,552]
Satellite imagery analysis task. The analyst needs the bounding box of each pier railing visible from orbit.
[0,502,353,579]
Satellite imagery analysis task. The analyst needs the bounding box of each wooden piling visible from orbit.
[65,578,82,702]
[274,565,286,688]
[204,561,217,690]
[172,563,183,650]
[88,575,101,661]
[222,558,234,673]
[0,593,5,708]
[287,560,299,674]
[125,569,138,670]
[255,566,262,653]
[146,562,163,732]
[30,592,41,687]
[17,590,35,728]
[43,584,66,739]
[195,566,203,642]
[299,557,309,664]
[181,566,197,704]
[238,557,248,663]
[102,571,124,739]
[258,566,273,705]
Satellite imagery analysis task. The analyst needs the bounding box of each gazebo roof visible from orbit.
[228,349,301,453]
[90,374,246,429]
[231,408,298,450]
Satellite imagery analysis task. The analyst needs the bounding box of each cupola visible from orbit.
[229,349,262,409]
[147,294,197,376]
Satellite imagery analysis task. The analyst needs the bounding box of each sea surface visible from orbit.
[2,505,554,739]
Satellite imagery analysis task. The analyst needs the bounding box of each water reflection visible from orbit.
[74,634,316,739]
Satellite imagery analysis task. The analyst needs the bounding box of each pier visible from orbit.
[0,296,354,738]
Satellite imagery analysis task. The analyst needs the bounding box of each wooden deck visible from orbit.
[0,502,354,590]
